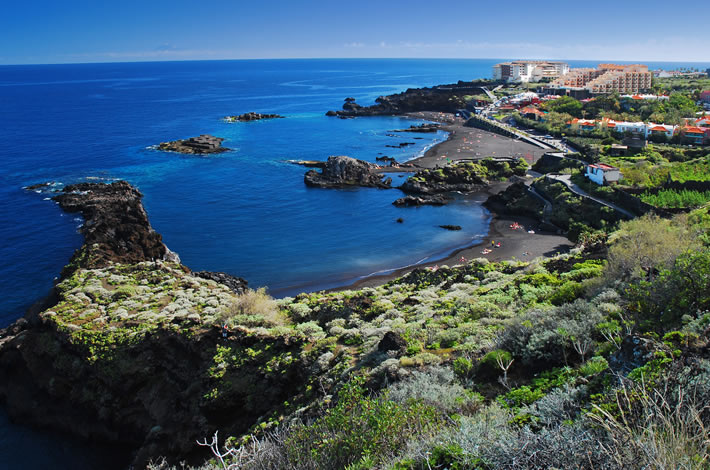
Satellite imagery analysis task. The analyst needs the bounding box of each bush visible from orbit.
[497,300,603,368]
[478,349,512,377]
[281,376,444,469]
[388,367,481,415]
[549,281,584,305]
[219,288,283,327]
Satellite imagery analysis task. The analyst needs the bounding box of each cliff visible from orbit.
[2,181,709,470]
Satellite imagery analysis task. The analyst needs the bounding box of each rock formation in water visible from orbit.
[224,112,284,122]
[392,195,449,207]
[52,181,179,276]
[304,156,392,189]
[157,135,230,154]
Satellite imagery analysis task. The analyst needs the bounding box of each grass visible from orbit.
[639,189,710,208]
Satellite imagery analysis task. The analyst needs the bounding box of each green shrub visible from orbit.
[549,281,584,305]
[578,356,609,377]
[282,376,444,468]
[453,356,473,379]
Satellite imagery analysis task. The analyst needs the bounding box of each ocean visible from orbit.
[1,58,708,468]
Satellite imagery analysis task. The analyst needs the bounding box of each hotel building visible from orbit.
[492,60,570,83]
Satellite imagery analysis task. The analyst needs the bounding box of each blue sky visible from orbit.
[1,0,707,64]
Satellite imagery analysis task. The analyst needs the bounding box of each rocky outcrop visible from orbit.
[0,287,307,468]
[193,271,248,295]
[304,156,392,189]
[158,135,229,154]
[224,112,284,122]
[52,181,178,277]
[0,181,291,468]
[400,159,528,195]
[399,164,486,195]
[386,142,415,148]
[325,81,493,117]
[392,195,449,207]
[391,123,441,133]
[377,331,407,354]
[484,182,546,222]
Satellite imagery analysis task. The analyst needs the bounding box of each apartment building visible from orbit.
[549,64,652,95]
[492,60,570,83]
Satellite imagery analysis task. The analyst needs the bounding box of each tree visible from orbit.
[605,215,697,283]
[543,96,583,118]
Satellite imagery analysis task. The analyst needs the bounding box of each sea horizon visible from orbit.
[3,57,710,67]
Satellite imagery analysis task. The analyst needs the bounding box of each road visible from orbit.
[547,174,635,219]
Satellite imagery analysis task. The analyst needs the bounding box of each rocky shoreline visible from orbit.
[325,81,492,117]
[0,181,259,468]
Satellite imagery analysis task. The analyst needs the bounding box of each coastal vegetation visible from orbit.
[7,181,708,469]
[140,208,710,469]
[401,158,528,195]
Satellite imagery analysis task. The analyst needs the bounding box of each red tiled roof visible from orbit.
[650,125,668,132]
[607,122,616,127]
[684,126,705,134]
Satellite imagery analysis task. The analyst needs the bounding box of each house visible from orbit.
[681,126,708,145]
[701,91,710,104]
[520,106,546,121]
[586,163,622,185]
[648,124,675,140]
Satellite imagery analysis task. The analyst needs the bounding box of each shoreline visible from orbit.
[325,114,572,293]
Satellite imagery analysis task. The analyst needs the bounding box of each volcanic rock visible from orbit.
[439,225,462,231]
[378,331,407,353]
[224,112,284,122]
[193,271,248,295]
[391,123,441,133]
[392,195,449,207]
[304,156,392,189]
[325,80,492,117]
[52,181,179,277]
[157,134,229,154]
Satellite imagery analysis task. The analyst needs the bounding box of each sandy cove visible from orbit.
[332,112,572,291]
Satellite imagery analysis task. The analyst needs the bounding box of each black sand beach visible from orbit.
[335,112,573,291]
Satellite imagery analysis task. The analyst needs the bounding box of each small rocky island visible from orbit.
[224,112,284,122]
[157,134,230,154]
[304,156,392,189]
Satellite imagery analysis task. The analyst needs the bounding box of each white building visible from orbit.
[586,164,622,185]
[493,60,570,83]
